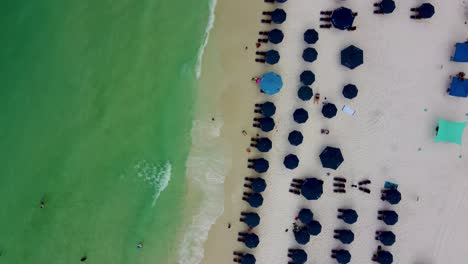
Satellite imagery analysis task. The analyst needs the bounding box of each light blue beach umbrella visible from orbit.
[260,72,283,95]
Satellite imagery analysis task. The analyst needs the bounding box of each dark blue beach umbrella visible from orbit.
[294,228,310,245]
[243,212,261,228]
[300,70,315,85]
[304,29,319,44]
[252,158,269,173]
[335,229,354,244]
[377,231,396,246]
[293,108,309,124]
[307,220,322,236]
[251,178,267,193]
[342,84,358,99]
[260,101,276,117]
[259,117,275,132]
[247,193,264,208]
[244,233,260,248]
[334,249,351,264]
[271,8,287,24]
[288,130,303,146]
[341,209,358,224]
[321,103,337,119]
[331,7,355,30]
[418,3,435,18]
[255,137,272,152]
[302,47,318,63]
[276,0,287,3]
[298,208,313,224]
[284,154,299,169]
[380,0,396,14]
[383,189,401,205]
[320,146,344,170]
[290,249,308,264]
[341,45,364,69]
[265,50,280,65]
[298,85,313,101]
[376,250,393,264]
[301,178,324,200]
[381,210,399,225]
[268,29,284,44]
[241,253,256,264]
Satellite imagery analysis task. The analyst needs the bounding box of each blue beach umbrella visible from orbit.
[376,250,393,264]
[307,220,322,236]
[335,229,354,244]
[247,193,264,208]
[290,249,307,264]
[255,137,272,153]
[244,233,260,248]
[340,209,358,224]
[380,0,396,14]
[383,189,401,205]
[284,154,299,170]
[250,178,267,193]
[265,50,280,65]
[298,208,313,224]
[276,0,287,2]
[341,45,364,69]
[242,212,261,228]
[260,72,283,95]
[300,71,315,85]
[320,146,344,170]
[342,84,358,99]
[334,249,351,264]
[268,29,284,44]
[418,3,435,18]
[298,85,313,101]
[321,103,337,119]
[258,117,275,132]
[251,158,269,173]
[304,29,319,44]
[241,253,256,264]
[301,178,323,200]
[271,8,287,24]
[260,102,276,117]
[381,210,399,225]
[294,228,310,245]
[332,7,355,30]
[302,47,318,63]
[293,108,309,124]
[377,231,396,246]
[288,130,303,146]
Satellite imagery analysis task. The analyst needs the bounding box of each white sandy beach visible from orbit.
[198,0,468,263]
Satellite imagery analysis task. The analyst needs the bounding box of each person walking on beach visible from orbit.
[314,93,320,104]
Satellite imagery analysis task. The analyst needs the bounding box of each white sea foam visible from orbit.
[195,0,218,79]
[134,160,172,207]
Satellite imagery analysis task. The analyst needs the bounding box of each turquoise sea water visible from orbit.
[0,1,210,263]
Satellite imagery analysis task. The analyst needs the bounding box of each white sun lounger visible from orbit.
[342,105,355,116]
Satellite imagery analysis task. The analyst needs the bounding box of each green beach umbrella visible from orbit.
[435,119,467,145]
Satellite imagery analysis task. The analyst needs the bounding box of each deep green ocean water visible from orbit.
[0,1,210,263]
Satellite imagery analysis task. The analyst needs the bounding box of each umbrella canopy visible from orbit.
[341,45,364,69]
[271,8,287,24]
[284,154,299,169]
[255,137,272,152]
[250,178,267,193]
[252,158,269,173]
[241,254,256,264]
[377,231,396,246]
[304,29,319,44]
[335,229,354,244]
[380,0,396,14]
[298,208,314,224]
[293,108,309,124]
[268,29,284,44]
[298,85,313,101]
[435,119,467,145]
[258,117,275,132]
[334,249,351,264]
[288,130,304,146]
[301,178,324,200]
[320,146,344,170]
[340,209,358,224]
[418,3,435,18]
[265,50,280,65]
[381,211,399,225]
[276,0,287,2]
[247,193,264,208]
[342,84,358,99]
[244,233,260,248]
[243,212,261,228]
[307,220,322,236]
[260,72,283,95]
[260,102,276,117]
[290,249,307,264]
[302,47,318,63]
[376,250,393,264]
[300,70,315,85]
[332,7,355,30]
[294,228,310,245]
[321,103,337,118]
[383,189,401,205]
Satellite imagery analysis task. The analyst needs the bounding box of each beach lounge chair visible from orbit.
[451,43,468,62]
[342,105,356,116]
[448,77,468,97]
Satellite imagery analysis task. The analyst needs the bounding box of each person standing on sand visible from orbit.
[314,93,320,104]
